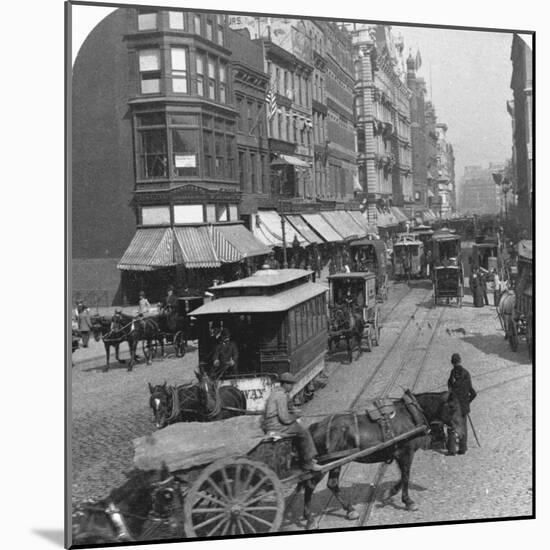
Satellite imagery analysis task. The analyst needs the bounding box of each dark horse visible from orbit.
[72,464,183,544]
[298,391,464,529]
[92,313,161,372]
[90,315,127,371]
[328,306,365,363]
[149,368,247,429]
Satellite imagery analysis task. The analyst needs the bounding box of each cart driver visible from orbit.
[212,328,239,377]
[263,373,322,471]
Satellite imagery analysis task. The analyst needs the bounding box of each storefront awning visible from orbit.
[173,226,220,268]
[284,215,324,244]
[270,154,310,168]
[211,224,272,263]
[254,210,308,248]
[117,228,179,271]
[320,211,362,240]
[376,209,399,229]
[518,240,532,261]
[391,206,410,223]
[301,213,343,243]
[347,210,373,235]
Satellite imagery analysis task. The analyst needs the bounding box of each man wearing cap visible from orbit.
[263,373,322,471]
[212,328,239,376]
[447,353,477,455]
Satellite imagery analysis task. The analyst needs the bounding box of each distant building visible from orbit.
[351,25,412,223]
[459,163,503,216]
[508,34,533,224]
[434,123,456,216]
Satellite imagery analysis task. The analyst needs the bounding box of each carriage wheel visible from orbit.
[509,321,519,352]
[184,457,284,537]
[174,331,186,358]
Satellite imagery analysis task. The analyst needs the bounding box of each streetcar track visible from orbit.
[305,284,438,529]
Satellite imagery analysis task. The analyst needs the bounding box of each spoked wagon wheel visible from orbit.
[174,331,186,357]
[184,457,284,537]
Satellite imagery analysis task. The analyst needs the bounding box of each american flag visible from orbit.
[266,87,277,120]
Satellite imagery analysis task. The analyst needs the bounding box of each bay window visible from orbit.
[207,57,216,100]
[168,11,185,29]
[172,128,199,177]
[170,47,188,93]
[219,63,227,103]
[140,129,168,178]
[138,10,157,30]
[196,53,205,96]
[139,49,161,94]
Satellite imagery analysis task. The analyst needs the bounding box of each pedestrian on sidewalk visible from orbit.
[78,304,92,348]
[492,269,502,307]
[446,353,477,455]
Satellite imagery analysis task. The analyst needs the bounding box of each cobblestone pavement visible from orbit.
[70,280,532,533]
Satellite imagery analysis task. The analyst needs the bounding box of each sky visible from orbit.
[71,3,520,188]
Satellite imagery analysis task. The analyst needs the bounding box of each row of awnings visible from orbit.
[253,210,379,248]
[117,224,271,271]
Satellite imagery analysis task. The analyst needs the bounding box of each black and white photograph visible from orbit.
[63,0,535,547]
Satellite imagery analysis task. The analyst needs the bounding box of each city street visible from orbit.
[70,279,532,529]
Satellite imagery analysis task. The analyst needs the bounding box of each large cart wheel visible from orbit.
[184,457,284,537]
[174,331,186,357]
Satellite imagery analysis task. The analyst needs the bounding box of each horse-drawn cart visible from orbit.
[328,272,380,358]
[72,390,466,544]
[433,266,464,307]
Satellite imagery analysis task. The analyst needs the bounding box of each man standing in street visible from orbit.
[447,353,477,455]
[78,304,92,348]
[263,373,322,471]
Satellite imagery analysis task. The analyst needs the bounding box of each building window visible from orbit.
[139,49,161,94]
[194,14,201,34]
[275,67,280,93]
[138,10,157,30]
[239,151,245,188]
[141,206,170,226]
[206,19,214,41]
[215,133,225,177]
[203,130,213,177]
[174,204,204,223]
[207,57,216,100]
[217,22,224,46]
[229,204,238,220]
[139,129,167,178]
[219,62,227,103]
[168,11,185,29]
[172,129,199,177]
[247,101,254,134]
[216,204,228,222]
[170,48,188,93]
[196,53,205,96]
[250,153,256,191]
[226,135,235,179]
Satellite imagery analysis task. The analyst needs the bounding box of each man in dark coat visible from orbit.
[212,328,239,376]
[77,304,92,348]
[447,353,477,455]
[164,286,178,337]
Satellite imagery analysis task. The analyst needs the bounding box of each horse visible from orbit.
[148,369,247,428]
[90,315,129,371]
[328,306,365,363]
[297,390,464,529]
[497,289,516,347]
[72,464,183,544]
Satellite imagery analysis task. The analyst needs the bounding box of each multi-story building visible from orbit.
[351,25,412,223]
[72,8,271,303]
[434,123,455,217]
[424,101,439,209]
[509,34,533,226]
[459,163,503,216]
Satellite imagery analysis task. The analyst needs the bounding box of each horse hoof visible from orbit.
[346,509,359,520]
[405,502,418,512]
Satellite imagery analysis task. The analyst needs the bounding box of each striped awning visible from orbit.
[254,210,308,247]
[173,226,220,268]
[284,215,324,244]
[117,228,178,271]
[212,224,271,263]
[301,213,343,243]
[391,206,410,223]
[320,211,362,240]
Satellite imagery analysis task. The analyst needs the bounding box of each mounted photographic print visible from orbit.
[67,0,534,547]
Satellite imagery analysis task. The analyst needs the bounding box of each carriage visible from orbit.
[392,234,424,280]
[188,268,329,409]
[501,240,532,356]
[431,228,462,269]
[433,266,464,307]
[327,272,380,355]
[349,238,389,301]
[155,296,204,357]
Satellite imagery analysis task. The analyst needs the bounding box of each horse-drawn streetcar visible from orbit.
[349,238,389,301]
[327,272,380,359]
[392,234,424,280]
